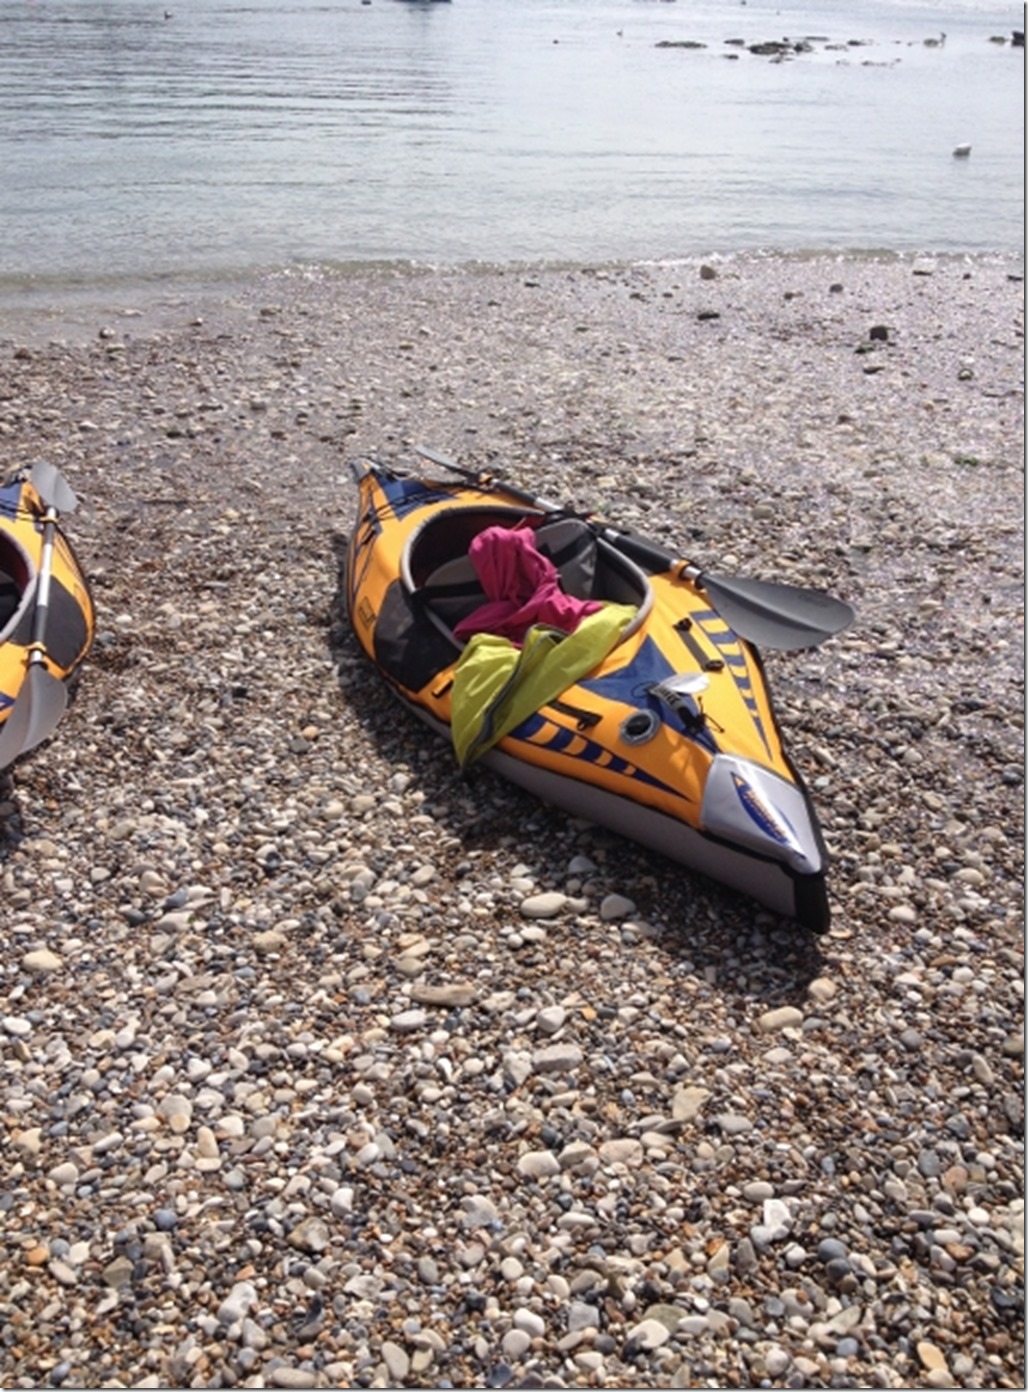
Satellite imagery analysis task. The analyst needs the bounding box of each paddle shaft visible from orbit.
[30,506,59,659]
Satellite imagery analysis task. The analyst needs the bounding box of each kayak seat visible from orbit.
[532,518,598,600]
[419,552,488,626]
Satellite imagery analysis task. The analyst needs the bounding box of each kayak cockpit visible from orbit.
[403,506,653,641]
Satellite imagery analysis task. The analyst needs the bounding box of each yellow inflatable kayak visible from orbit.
[0,464,95,770]
[345,451,854,932]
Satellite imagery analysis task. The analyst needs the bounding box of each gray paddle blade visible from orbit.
[29,461,79,514]
[702,573,856,651]
[0,664,69,769]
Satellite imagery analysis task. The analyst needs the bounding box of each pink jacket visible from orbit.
[453,525,601,645]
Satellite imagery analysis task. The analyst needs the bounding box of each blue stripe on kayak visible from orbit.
[0,483,27,521]
[540,725,578,754]
[378,472,455,519]
[508,712,680,794]
[508,712,685,797]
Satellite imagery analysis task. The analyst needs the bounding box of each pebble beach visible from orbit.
[0,253,1024,1390]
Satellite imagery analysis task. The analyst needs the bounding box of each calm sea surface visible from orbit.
[0,0,1023,305]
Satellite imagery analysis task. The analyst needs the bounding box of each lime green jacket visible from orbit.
[451,604,636,767]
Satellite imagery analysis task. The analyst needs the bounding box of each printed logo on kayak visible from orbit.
[731,771,796,847]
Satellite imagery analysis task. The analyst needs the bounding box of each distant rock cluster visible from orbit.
[654,31,1023,60]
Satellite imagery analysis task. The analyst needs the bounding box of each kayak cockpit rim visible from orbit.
[400,503,655,645]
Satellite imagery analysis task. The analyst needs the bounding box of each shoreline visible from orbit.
[0,246,1023,349]
[1,253,1023,1390]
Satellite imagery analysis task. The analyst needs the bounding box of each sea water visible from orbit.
[0,0,1023,304]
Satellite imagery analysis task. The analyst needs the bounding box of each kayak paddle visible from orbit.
[412,446,855,650]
